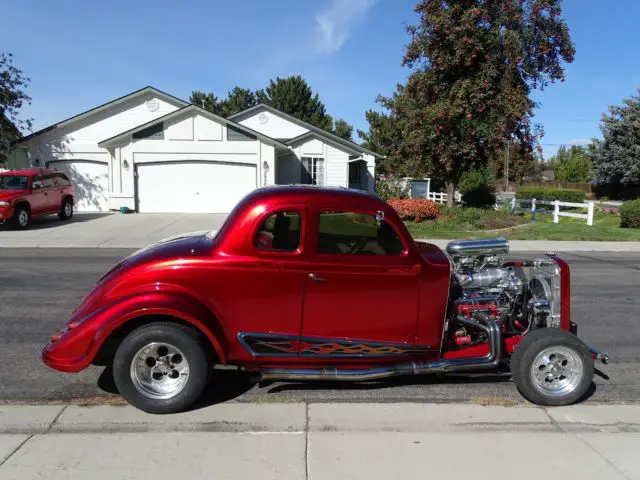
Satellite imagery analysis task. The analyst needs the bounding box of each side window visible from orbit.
[317,211,404,255]
[31,176,43,189]
[254,211,301,252]
[54,172,71,186]
[43,173,56,188]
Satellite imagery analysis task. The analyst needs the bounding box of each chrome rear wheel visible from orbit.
[130,342,190,400]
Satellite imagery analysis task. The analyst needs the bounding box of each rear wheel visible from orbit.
[58,198,73,220]
[112,322,213,414]
[511,328,593,406]
[12,204,30,229]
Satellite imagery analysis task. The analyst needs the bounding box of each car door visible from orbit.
[28,175,48,214]
[299,207,422,356]
[224,204,310,360]
[42,172,60,212]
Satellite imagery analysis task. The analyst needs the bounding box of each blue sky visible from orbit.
[2,0,639,159]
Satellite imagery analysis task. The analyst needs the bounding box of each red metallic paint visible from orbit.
[41,186,570,378]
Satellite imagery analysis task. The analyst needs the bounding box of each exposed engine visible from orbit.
[444,238,561,350]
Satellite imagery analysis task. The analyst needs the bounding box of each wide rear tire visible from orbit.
[112,322,212,414]
[510,328,594,406]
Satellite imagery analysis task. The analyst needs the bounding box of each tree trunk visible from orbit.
[446,182,456,207]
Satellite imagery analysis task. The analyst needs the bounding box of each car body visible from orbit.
[0,168,75,228]
[42,185,609,413]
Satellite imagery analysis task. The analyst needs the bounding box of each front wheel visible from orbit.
[511,328,594,406]
[112,322,213,414]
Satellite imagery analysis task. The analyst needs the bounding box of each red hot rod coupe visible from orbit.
[42,186,609,413]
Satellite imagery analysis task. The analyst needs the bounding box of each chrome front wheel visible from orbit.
[130,342,190,400]
[113,322,212,414]
[530,346,584,397]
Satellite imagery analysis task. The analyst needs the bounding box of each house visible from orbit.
[10,87,382,213]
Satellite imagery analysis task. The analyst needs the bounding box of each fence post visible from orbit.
[553,200,560,224]
[511,197,516,214]
[530,198,536,221]
[587,201,594,226]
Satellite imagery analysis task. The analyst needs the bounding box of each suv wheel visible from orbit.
[12,204,30,229]
[58,198,73,221]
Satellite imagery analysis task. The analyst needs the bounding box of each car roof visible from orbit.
[244,185,380,204]
[0,168,52,176]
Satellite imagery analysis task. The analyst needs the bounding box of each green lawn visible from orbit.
[406,207,640,241]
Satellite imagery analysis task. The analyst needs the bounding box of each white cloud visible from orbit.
[315,0,379,54]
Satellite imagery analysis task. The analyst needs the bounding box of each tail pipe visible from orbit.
[259,314,501,382]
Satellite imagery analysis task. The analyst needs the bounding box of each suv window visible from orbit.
[43,173,56,188]
[31,176,43,189]
[254,211,301,252]
[317,211,404,255]
[0,175,29,190]
[53,172,71,186]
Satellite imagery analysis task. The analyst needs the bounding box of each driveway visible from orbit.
[0,212,227,248]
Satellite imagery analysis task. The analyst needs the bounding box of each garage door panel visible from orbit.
[48,160,109,212]
[137,161,257,213]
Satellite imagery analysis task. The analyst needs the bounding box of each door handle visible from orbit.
[308,272,327,282]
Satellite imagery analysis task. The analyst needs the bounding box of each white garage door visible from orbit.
[48,160,109,212]
[136,161,257,213]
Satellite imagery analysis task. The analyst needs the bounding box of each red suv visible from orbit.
[0,168,76,229]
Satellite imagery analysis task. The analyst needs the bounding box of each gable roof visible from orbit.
[13,86,189,146]
[98,104,290,149]
[229,104,384,159]
[286,131,362,156]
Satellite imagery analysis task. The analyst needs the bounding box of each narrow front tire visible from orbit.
[511,328,594,407]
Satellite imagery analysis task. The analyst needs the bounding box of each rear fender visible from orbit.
[88,290,228,365]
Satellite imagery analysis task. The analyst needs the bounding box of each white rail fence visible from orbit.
[425,191,462,204]
[497,196,595,226]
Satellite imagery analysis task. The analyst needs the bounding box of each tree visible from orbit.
[591,88,640,188]
[1,53,32,159]
[332,118,353,140]
[220,87,257,117]
[387,0,575,206]
[189,90,223,115]
[358,88,411,177]
[550,145,592,183]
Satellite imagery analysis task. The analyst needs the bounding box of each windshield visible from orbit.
[0,175,29,190]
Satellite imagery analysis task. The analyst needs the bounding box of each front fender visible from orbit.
[43,290,228,373]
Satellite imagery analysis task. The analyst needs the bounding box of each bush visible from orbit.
[388,198,440,223]
[375,175,409,201]
[620,199,640,228]
[461,184,497,209]
[516,186,586,203]
[458,167,493,193]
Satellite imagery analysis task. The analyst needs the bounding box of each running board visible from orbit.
[259,315,501,382]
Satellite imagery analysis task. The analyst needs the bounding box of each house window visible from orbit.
[227,125,255,141]
[317,211,404,255]
[301,157,324,185]
[133,122,164,140]
[254,211,301,252]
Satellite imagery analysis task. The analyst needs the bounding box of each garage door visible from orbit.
[136,161,257,213]
[48,160,109,212]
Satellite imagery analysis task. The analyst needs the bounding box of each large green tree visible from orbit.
[189,91,223,115]
[386,0,575,205]
[591,88,640,189]
[550,144,592,183]
[221,86,257,117]
[1,53,32,159]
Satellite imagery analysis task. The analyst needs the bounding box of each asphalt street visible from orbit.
[0,248,638,406]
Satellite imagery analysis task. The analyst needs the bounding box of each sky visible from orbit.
[2,0,639,160]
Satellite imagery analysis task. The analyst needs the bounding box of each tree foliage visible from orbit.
[550,144,592,183]
[373,0,574,205]
[1,53,32,159]
[591,88,640,187]
[191,75,354,140]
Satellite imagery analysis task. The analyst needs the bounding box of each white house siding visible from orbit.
[325,145,350,188]
[18,92,183,212]
[234,108,309,140]
[110,112,276,213]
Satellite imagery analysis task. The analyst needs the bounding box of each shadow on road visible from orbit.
[0,213,111,231]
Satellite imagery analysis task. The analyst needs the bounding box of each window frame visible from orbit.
[300,156,325,186]
[249,204,307,257]
[309,206,409,260]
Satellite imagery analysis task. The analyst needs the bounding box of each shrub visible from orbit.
[461,184,497,209]
[458,167,493,193]
[516,186,586,203]
[620,199,640,228]
[375,175,409,201]
[388,198,440,223]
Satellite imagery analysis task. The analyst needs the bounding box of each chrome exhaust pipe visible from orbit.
[259,314,502,382]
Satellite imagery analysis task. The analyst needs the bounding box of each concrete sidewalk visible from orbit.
[1,402,639,479]
[2,212,640,251]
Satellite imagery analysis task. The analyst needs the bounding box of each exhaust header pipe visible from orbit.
[259,314,502,382]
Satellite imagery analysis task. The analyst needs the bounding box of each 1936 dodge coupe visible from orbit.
[42,186,609,413]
